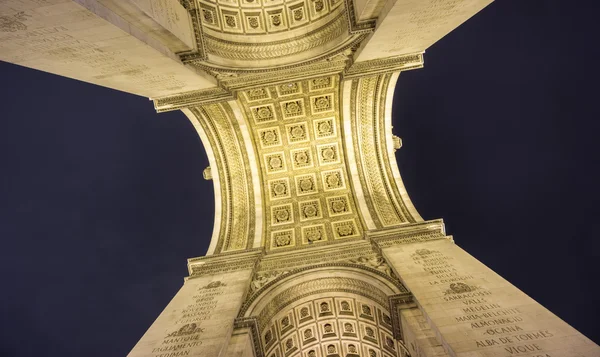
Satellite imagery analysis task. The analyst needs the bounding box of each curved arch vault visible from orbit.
[3,0,598,356]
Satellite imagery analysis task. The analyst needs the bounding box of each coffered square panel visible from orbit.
[258,127,282,148]
[220,9,243,34]
[320,341,341,357]
[301,224,327,244]
[277,82,302,97]
[264,152,287,173]
[271,228,295,249]
[298,199,322,222]
[265,9,288,33]
[321,169,345,191]
[243,11,265,33]
[199,4,220,29]
[251,104,278,124]
[271,203,294,226]
[342,341,362,357]
[300,325,318,348]
[309,76,334,91]
[316,143,340,165]
[331,219,360,239]
[294,174,318,196]
[325,194,351,216]
[308,0,329,21]
[359,322,379,347]
[280,333,299,355]
[313,117,336,139]
[290,148,314,170]
[310,94,334,114]
[318,320,338,340]
[338,319,358,339]
[268,178,292,200]
[287,2,309,28]
[245,87,272,102]
[280,98,305,119]
[279,312,296,337]
[302,347,321,357]
[286,122,310,143]
[295,303,315,326]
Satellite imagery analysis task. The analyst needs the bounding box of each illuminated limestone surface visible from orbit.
[2,0,599,356]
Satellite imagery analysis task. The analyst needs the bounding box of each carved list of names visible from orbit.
[381,239,600,357]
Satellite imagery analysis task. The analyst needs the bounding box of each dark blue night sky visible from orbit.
[1,1,599,355]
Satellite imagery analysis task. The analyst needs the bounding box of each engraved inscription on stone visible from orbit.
[129,268,254,357]
[0,1,214,98]
[382,240,600,356]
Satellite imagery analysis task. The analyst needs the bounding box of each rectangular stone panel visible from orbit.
[400,307,450,357]
[0,0,215,98]
[129,0,195,48]
[356,0,493,62]
[381,239,600,357]
[128,267,254,357]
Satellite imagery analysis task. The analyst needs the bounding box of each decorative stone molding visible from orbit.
[202,166,212,180]
[233,317,265,357]
[255,277,390,329]
[345,73,422,228]
[152,87,234,113]
[188,103,258,253]
[155,51,423,113]
[256,239,374,272]
[344,53,424,79]
[368,219,449,249]
[250,270,291,294]
[245,262,407,314]
[195,43,359,91]
[186,248,262,278]
[348,255,395,279]
[343,0,376,34]
[203,11,348,61]
[388,293,415,340]
[392,135,402,151]
[177,0,209,61]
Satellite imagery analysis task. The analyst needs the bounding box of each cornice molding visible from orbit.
[368,219,451,249]
[344,53,424,79]
[186,248,262,278]
[242,262,407,317]
[177,0,208,62]
[344,0,376,34]
[152,87,234,113]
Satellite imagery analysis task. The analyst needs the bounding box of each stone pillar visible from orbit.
[397,303,450,357]
[376,234,600,357]
[128,250,261,357]
[223,327,257,357]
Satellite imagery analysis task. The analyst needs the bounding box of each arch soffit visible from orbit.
[182,72,426,255]
[241,264,407,323]
[342,72,423,230]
